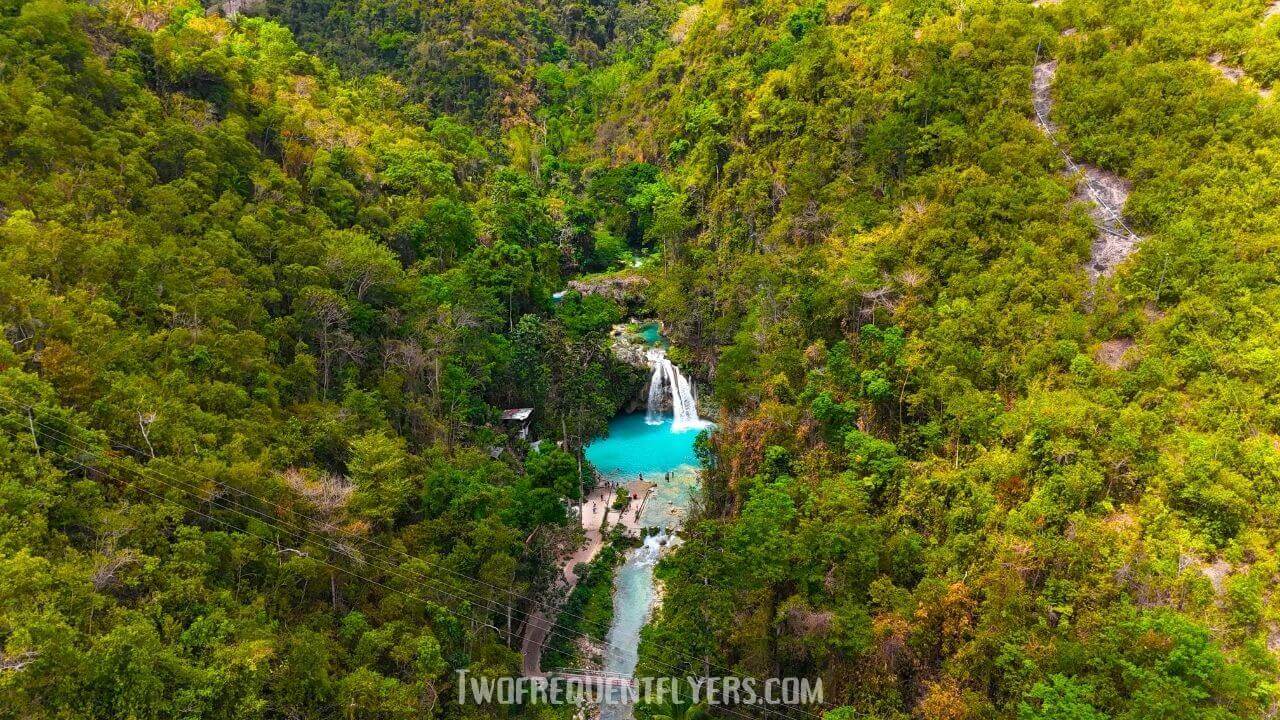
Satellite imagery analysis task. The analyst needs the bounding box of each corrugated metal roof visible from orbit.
[500,408,533,421]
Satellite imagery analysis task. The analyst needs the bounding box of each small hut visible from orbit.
[500,408,534,440]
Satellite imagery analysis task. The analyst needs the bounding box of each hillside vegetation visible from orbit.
[4,0,1280,718]
[620,0,1280,718]
[0,0,642,716]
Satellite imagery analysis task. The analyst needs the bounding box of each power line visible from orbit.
[0,404,604,656]
[0,399,644,664]
[0,402,829,720]
[12,443,802,720]
[7,398,833,718]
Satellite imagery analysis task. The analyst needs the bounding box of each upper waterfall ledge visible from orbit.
[609,321,661,368]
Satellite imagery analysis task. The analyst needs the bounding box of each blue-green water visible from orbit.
[637,322,665,346]
[586,413,704,719]
[598,534,662,717]
[586,413,699,480]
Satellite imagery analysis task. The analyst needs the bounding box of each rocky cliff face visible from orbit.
[209,0,264,18]
[609,323,653,413]
[608,323,653,369]
[568,274,649,304]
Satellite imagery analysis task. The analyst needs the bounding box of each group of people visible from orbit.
[588,473,672,524]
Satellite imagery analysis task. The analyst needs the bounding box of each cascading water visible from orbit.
[599,531,668,719]
[645,355,666,425]
[581,339,709,719]
[644,348,706,432]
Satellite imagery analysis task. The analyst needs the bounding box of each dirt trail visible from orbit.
[1032,60,1142,281]
[520,525,603,675]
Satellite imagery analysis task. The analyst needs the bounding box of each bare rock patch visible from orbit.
[1201,558,1233,595]
[1207,52,1274,98]
[1095,338,1134,369]
[1076,165,1141,280]
[567,273,648,302]
[1032,60,1059,133]
[1031,60,1143,280]
[1208,52,1245,83]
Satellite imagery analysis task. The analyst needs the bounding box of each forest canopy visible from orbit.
[4,0,1280,718]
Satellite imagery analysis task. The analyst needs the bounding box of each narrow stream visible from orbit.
[585,392,705,718]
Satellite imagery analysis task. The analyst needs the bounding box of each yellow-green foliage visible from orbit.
[615,0,1280,718]
[0,0,643,716]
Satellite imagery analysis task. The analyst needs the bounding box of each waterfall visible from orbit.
[644,348,706,432]
[645,359,666,425]
[669,364,701,432]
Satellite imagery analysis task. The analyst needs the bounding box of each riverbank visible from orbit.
[521,335,709,716]
[520,479,658,676]
[587,412,705,720]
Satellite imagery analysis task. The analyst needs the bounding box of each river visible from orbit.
[584,410,704,719]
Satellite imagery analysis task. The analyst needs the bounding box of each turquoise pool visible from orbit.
[585,412,699,481]
[586,411,706,719]
[637,322,665,346]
